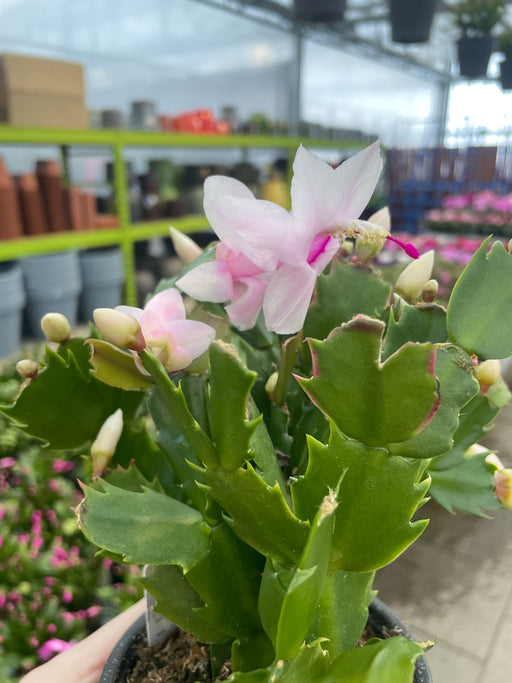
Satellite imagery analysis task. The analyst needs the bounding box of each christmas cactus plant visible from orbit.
[3,141,512,682]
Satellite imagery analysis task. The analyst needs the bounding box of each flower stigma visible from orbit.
[333,220,419,259]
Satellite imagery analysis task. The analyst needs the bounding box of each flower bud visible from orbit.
[508,238,512,254]
[40,313,71,343]
[91,408,123,477]
[93,308,145,352]
[394,250,434,303]
[169,227,202,264]
[421,279,438,303]
[485,451,503,468]
[494,468,512,510]
[339,239,354,257]
[265,371,279,400]
[355,238,385,263]
[16,359,39,379]
[368,206,391,233]
[475,359,501,388]
[392,292,407,318]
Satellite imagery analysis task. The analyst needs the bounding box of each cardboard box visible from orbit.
[0,53,88,128]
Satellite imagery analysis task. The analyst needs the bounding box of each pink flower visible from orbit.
[114,288,215,372]
[0,457,16,469]
[443,193,472,209]
[178,142,417,334]
[62,589,73,604]
[37,638,75,662]
[86,605,102,618]
[52,459,74,473]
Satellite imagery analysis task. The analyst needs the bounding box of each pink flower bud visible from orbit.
[91,409,124,476]
[40,312,71,343]
[494,468,512,509]
[169,227,203,264]
[93,308,145,352]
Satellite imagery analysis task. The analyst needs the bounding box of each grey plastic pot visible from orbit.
[20,251,82,338]
[79,247,125,323]
[100,598,432,682]
[0,262,26,357]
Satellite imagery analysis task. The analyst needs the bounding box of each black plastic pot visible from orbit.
[100,598,432,682]
[388,0,437,44]
[457,35,494,79]
[500,57,512,90]
[294,0,346,23]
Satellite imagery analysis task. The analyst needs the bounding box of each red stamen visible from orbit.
[386,235,419,259]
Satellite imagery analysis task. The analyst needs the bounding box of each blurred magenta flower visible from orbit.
[37,637,75,662]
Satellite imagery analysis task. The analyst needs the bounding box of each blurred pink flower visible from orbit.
[0,457,16,469]
[52,459,74,473]
[62,589,73,604]
[37,638,75,662]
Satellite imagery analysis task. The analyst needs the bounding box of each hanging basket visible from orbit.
[388,0,438,44]
[457,35,494,79]
[499,57,512,90]
[294,0,346,23]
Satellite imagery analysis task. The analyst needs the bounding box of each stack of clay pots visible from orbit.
[0,158,24,240]
[0,156,116,240]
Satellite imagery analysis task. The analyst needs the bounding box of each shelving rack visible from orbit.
[0,126,364,305]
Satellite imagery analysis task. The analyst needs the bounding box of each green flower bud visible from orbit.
[475,359,501,388]
[421,279,438,303]
[395,250,434,303]
[40,312,71,343]
[91,408,124,477]
[265,371,279,400]
[169,227,202,264]
[16,359,39,379]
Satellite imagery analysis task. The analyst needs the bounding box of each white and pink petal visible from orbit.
[263,264,317,335]
[225,277,268,331]
[177,260,234,303]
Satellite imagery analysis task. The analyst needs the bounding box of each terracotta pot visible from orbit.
[100,598,432,682]
[36,160,68,232]
[15,173,48,236]
[388,0,437,44]
[457,35,494,79]
[63,187,85,231]
[80,192,97,230]
[0,158,23,240]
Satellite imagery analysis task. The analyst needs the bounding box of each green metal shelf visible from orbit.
[0,125,362,305]
[130,216,211,241]
[0,125,364,150]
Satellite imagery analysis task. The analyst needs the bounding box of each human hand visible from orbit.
[20,599,145,683]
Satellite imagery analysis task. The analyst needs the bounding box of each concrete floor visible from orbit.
[374,401,512,682]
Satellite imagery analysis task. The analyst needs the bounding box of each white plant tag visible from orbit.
[142,566,174,647]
